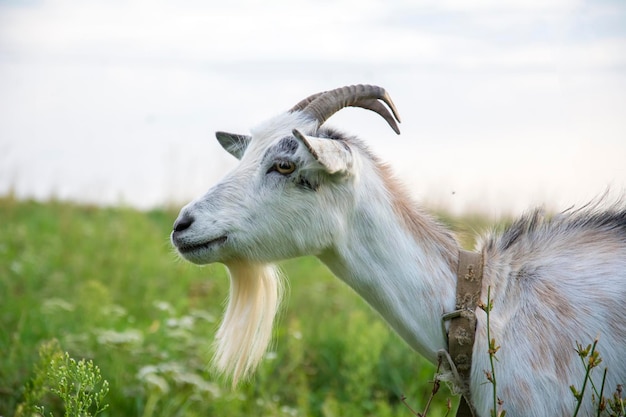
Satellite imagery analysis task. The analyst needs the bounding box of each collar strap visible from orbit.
[442,249,484,417]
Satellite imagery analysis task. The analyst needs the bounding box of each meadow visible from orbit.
[0,195,491,416]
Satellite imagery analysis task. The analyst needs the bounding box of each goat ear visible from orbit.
[292,129,352,175]
[216,131,251,160]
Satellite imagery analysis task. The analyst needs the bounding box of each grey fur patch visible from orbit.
[488,198,626,252]
[276,137,299,154]
[262,137,299,164]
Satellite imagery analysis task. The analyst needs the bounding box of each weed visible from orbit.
[400,357,452,417]
[478,286,506,417]
[571,339,624,417]
[16,339,109,417]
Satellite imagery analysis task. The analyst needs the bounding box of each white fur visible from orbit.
[214,262,282,386]
[172,108,626,416]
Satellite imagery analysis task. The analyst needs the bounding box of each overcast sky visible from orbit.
[1,0,625,216]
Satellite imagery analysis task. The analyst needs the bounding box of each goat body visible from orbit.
[171,85,626,417]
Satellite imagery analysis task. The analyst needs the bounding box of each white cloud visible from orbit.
[0,0,385,61]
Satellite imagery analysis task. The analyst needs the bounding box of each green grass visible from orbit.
[0,195,472,417]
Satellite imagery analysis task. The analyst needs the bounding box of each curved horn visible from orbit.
[289,91,325,113]
[294,84,402,134]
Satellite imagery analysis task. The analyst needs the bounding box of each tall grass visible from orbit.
[0,196,454,416]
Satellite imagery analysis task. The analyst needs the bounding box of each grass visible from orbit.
[0,195,460,417]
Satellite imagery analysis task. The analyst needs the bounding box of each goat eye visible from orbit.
[274,161,296,175]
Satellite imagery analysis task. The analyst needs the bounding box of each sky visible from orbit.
[0,0,625,216]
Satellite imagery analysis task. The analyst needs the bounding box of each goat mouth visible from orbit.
[176,236,228,255]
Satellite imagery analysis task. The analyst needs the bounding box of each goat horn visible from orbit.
[289,92,325,113]
[296,84,402,135]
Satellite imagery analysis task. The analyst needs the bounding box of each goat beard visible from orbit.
[213,262,283,387]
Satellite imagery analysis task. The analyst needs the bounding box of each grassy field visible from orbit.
[0,195,488,417]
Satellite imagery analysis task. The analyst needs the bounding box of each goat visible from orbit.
[171,85,626,417]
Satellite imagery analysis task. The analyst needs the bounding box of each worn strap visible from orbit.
[446,249,484,417]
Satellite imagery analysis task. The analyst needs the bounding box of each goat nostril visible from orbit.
[173,214,194,232]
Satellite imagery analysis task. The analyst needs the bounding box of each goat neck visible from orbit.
[318,149,459,363]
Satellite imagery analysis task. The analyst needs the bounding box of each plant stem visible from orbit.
[483,286,499,417]
[572,338,599,417]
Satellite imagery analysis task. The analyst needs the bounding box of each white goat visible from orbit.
[171,85,626,417]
